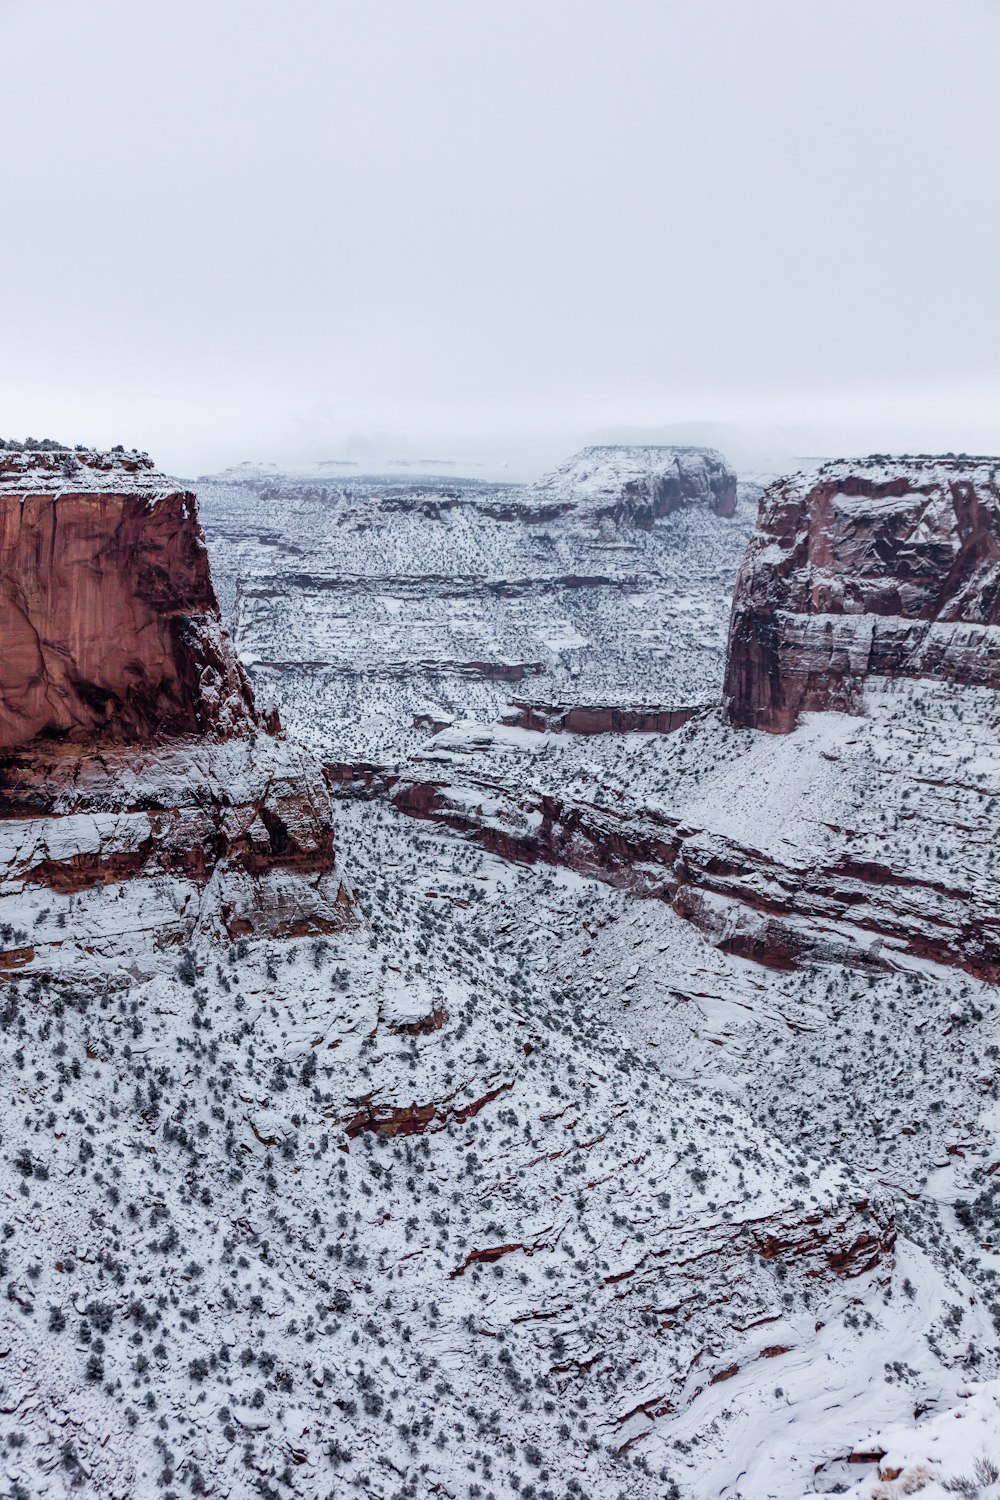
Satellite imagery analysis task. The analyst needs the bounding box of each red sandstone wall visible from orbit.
[0,478,258,749]
[724,458,1000,732]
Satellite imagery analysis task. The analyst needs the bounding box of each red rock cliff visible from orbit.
[0,445,346,970]
[724,455,1000,731]
[0,447,260,749]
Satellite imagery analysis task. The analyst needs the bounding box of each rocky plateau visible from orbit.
[196,445,755,767]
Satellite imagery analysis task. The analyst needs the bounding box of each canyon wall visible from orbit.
[0,447,346,971]
[199,452,754,765]
[724,455,1000,731]
[0,447,261,749]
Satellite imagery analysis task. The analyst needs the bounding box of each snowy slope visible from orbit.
[0,804,906,1500]
[6,449,1000,1499]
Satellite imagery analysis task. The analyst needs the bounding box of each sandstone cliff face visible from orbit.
[0,447,347,967]
[0,447,259,749]
[724,455,1000,731]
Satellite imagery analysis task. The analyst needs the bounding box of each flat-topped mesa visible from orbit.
[0,446,264,749]
[525,444,737,526]
[724,454,1000,732]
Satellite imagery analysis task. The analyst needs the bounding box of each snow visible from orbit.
[195,463,760,763]
[6,450,1000,1497]
[0,446,176,499]
[818,1380,1000,1498]
[2,801,901,1497]
[527,444,733,512]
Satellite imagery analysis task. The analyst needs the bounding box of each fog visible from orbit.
[2,0,999,477]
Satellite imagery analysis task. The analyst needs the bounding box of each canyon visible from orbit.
[196,445,756,768]
[2,445,1000,1500]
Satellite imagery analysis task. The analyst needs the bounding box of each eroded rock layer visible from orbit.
[0,736,349,972]
[504,698,699,734]
[4,442,993,1498]
[0,447,259,749]
[381,677,1000,983]
[197,452,755,765]
[724,455,1000,731]
[0,447,346,962]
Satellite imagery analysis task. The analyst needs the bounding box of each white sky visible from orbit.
[2,0,999,478]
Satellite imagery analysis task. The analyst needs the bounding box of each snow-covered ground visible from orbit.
[195,467,760,764]
[6,779,1000,1497]
[6,460,1000,1497]
[818,1380,1000,1498]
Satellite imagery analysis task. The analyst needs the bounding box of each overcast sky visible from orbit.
[2,0,999,478]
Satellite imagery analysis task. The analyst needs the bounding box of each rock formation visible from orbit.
[5,443,984,1500]
[725,454,1000,731]
[0,447,347,971]
[386,653,1000,982]
[503,697,699,734]
[0,446,260,749]
[526,443,738,524]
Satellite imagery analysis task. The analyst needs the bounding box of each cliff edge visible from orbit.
[0,445,346,971]
[0,446,261,749]
[724,454,1000,731]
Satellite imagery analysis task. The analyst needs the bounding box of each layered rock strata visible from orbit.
[526,444,738,524]
[387,676,1000,982]
[392,763,1000,980]
[0,447,346,968]
[198,451,753,765]
[725,455,1000,731]
[0,737,348,971]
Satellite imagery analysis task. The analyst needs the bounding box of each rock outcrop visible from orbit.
[725,455,1000,731]
[389,758,1000,981]
[3,446,965,1500]
[386,675,1000,982]
[0,737,349,971]
[504,698,699,734]
[0,446,347,970]
[0,446,260,749]
[526,444,738,525]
